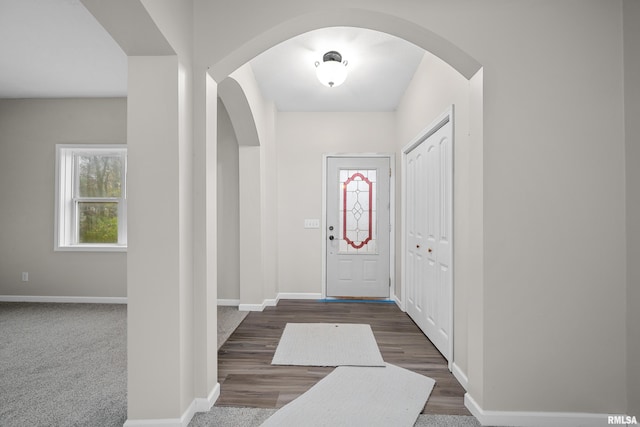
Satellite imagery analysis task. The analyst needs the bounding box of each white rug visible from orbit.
[271,323,385,367]
[260,363,436,427]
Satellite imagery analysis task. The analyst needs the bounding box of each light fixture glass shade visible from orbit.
[316,59,348,88]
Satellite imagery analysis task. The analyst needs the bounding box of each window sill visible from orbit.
[55,245,127,253]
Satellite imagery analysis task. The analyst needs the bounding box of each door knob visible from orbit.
[329,235,334,240]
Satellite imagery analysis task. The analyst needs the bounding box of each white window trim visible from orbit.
[55,144,127,252]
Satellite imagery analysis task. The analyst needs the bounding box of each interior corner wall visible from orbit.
[395,51,472,380]
[467,67,484,405]
[275,112,396,294]
[624,0,640,417]
[177,59,195,415]
[0,98,127,298]
[226,64,278,303]
[217,99,240,301]
[260,101,278,301]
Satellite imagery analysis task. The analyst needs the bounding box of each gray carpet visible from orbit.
[217,306,249,350]
[0,303,248,427]
[189,407,481,427]
[0,302,127,427]
[190,407,277,427]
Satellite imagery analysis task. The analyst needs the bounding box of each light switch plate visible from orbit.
[304,219,320,229]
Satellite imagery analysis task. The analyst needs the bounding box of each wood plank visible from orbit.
[216,300,470,415]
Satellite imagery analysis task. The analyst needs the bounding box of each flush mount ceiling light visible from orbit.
[315,51,348,88]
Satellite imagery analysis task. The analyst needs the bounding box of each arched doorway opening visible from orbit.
[208,8,484,414]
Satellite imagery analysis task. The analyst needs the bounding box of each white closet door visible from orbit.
[405,115,452,362]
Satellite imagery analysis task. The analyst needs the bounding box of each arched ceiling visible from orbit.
[249,26,425,112]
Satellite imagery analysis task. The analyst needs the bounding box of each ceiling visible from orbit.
[0,0,127,98]
[250,27,425,112]
[0,0,425,111]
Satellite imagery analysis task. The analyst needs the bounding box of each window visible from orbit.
[55,145,127,251]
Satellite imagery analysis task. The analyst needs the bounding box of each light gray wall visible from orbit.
[200,0,628,413]
[395,51,473,385]
[479,2,627,412]
[624,0,640,417]
[0,98,127,298]
[276,112,396,294]
[80,0,631,420]
[216,99,240,301]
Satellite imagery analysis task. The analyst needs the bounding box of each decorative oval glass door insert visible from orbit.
[338,169,378,253]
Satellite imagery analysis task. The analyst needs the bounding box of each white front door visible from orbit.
[326,156,391,298]
[405,113,453,361]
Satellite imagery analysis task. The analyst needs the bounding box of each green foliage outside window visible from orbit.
[78,203,118,243]
[77,154,123,243]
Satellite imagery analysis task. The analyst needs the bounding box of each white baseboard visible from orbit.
[239,298,278,312]
[278,292,322,300]
[391,292,404,311]
[0,295,127,304]
[238,303,265,312]
[451,362,468,390]
[123,402,194,427]
[194,383,220,412]
[464,393,615,427]
[238,293,322,312]
[124,384,220,427]
[217,299,240,306]
[265,298,278,307]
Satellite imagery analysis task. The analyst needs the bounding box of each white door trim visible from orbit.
[401,106,454,368]
[322,153,396,299]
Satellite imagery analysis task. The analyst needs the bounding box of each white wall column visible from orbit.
[239,146,264,307]
[216,99,241,301]
[192,70,220,409]
[466,68,485,406]
[127,55,189,420]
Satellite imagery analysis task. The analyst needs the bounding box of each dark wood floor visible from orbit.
[216,300,470,415]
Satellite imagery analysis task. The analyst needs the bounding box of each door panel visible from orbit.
[406,148,424,322]
[405,117,452,362]
[326,157,390,298]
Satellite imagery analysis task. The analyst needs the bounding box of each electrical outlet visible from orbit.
[21,272,29,282]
